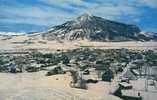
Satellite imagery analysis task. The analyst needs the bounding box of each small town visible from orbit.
[0,48,157,100]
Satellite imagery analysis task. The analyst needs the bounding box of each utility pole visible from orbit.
[145,62,149,92]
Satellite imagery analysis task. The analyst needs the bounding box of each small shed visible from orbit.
[119,82,133,89]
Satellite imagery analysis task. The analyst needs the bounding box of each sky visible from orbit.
[0,0,157,33]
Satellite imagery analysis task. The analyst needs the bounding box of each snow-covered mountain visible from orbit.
[42,13,156,41]
[138,32,157,41]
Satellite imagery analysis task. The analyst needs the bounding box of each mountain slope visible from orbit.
[42,14,154,41]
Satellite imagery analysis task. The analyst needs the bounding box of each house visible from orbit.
[120,68,137,80]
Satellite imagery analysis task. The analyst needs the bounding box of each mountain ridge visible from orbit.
[41,13,156,41]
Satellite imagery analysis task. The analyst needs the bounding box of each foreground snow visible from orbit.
[0,71,121,100]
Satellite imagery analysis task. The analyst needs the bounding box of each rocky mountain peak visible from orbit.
[42,14,156,41]
[77,13,93,22]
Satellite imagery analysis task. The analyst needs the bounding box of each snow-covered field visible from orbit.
[0,71,121,100]
[0,32,25,36]
[0,32,157,51]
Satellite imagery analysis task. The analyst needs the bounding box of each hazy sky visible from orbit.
[0,0,157,32]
